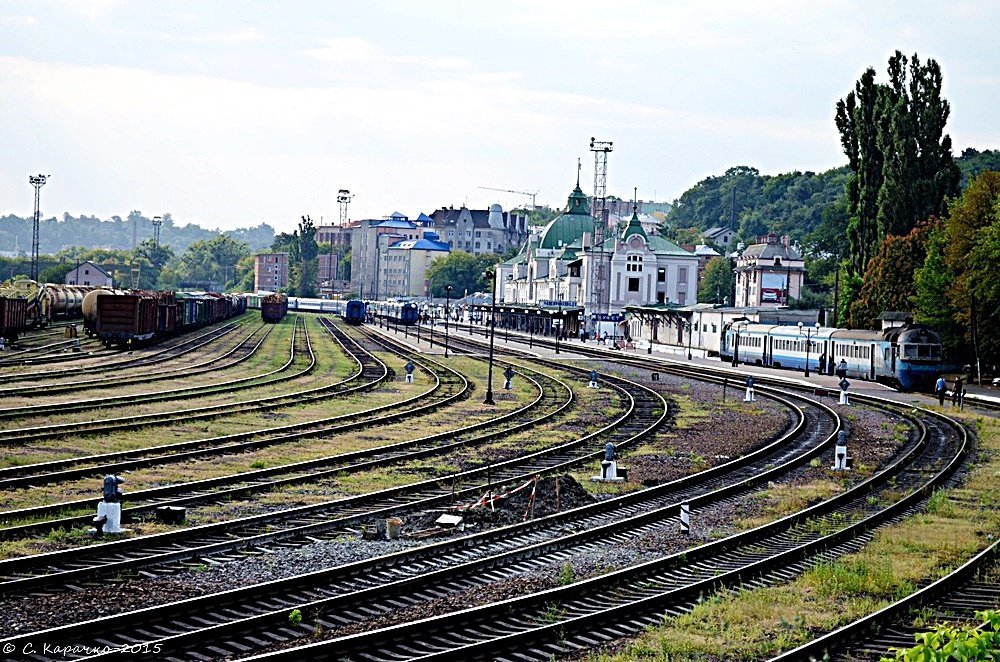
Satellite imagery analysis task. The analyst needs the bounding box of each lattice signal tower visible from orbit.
[589,138,613,326]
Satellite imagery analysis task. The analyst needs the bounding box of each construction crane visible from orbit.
[478,187,539,208]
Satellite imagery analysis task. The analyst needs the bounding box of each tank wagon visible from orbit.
[260,293,289,324]
[720,322,944,390]
[0,280,91,329]
[343,299,366,325]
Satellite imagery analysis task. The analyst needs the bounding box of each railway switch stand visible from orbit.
[744,376,756,402]
[833,430,851,471]
[593,442,624,482]
[839,378,851,406]
[503,365,515,389]
[93,474,126,536]
[588,370,599,389]
[405,360,415,384]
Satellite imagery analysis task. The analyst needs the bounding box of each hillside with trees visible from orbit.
[0,211,275,255]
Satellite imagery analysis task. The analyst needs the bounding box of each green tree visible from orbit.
[39,263,73,284]
[838,67,884,275]
[697,258,733,304]
[133,238,174,270]
[425,251,499,297]
[162,235,251,289]
[849,221,933,328]
[837,51,959,276]
[942,171,1000,368]
[912,220,961,356]
[883,610,1000,661]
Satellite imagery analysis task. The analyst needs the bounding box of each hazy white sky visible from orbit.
[1,1,997,234]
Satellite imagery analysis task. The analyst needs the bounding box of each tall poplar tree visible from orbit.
[836,51,959,276]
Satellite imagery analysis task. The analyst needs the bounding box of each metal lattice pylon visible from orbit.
[589,138,613,328]
[28,174,48,282]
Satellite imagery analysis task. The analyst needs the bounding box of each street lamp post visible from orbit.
[503,308,510,343]
[444,285,452,358]
[798,321,821,377]
[483,270,498,405]
[528,313,534,348]
[648,317,656,355]
[732,322,746,367]
[686,320,693,360]
[427,304,434,348]
[554,310,563,354]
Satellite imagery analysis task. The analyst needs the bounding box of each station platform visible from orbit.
[365,319,999,414]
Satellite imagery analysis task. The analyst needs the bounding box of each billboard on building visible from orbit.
[760,273,787,304]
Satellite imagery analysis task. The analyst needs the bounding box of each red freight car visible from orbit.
[96,293,158,345]
[0,298,28,344]
[260,293,288,323]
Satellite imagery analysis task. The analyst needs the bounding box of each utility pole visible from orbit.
[28,174,48,282]
[589,138,613,333]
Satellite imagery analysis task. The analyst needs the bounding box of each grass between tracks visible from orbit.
[585,412,1000,661]
[0,354,546,556]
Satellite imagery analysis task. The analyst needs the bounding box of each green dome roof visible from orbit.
[538,183,593,250]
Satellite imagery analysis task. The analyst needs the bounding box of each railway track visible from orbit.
[0,321,969,661]
[0,318,250,385]
[773,527,1000,660]
[0,319,302,419]
[0,316,369,446]
[0,322,660,595]
[0,394,816,659]
[224,395,964,661]
[0,321,271,399]
[0,332,890,660]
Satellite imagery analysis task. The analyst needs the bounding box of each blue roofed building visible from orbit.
[377,232,451,298]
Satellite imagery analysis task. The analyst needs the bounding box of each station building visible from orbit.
[490,177,700,339]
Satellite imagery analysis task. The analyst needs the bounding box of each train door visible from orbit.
[765,335,772,366]
[869,343,876,380]
[822,340,830,374]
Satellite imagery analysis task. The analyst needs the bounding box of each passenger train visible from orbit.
[719,322,943,391]
[343,299,367,325]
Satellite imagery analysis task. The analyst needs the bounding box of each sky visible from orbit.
[0,1,997,235]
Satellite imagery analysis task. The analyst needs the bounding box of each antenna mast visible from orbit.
[589,138,613,329]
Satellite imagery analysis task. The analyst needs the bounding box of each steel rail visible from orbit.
[0,317,249,384]
[8,385,833,659]
[0,317,305,419]
[235,401,965,661]
[0,322,271,398]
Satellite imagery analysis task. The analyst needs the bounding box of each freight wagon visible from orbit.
[96,293,158,345]
[0,297,28,344]
[92,290,246,347]
[261,294,289,323]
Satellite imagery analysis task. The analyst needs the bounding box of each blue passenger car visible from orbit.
[719,322,943,390]
[343,299,366,325]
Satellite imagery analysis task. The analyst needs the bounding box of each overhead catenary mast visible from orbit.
[589,138,613,330]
